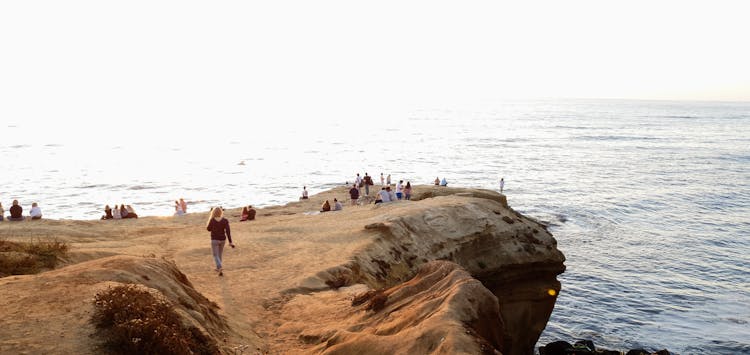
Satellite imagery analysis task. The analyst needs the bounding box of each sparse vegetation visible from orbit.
[92,284,219,355]
[0,239,68,276]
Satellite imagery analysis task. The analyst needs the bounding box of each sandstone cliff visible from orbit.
[0,185,565,355]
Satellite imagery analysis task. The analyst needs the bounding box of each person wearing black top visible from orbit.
[9,200,24,221]
[206,207,235,276]
[101,205,113,220]
[349,184,359,206]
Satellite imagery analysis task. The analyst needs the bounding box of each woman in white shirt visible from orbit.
[29,202,42,220]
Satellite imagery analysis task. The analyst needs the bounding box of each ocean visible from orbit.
[2,99,749,353]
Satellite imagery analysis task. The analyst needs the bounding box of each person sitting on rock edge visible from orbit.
[29,202,42,220]
[320,200,331,212]
[333,198,343,211]
[9,200,24,221]
[101,205,113,220]
[440,177,448,186]
[434,177,440,186]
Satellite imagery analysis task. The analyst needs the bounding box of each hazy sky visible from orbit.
[1,1,748,131]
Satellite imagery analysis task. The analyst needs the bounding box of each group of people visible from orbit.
[240,205,256,221]
[101,204,139,220]
[374,180,413,203]
[174,198,188,216]
[320,198,343,212]
[0,200,42,221]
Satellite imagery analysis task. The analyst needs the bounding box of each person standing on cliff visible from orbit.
[363,173,373,196]
[380,173,385,187]
[349,184,360,206]
[499,177,505,194]
[206,207,235,276]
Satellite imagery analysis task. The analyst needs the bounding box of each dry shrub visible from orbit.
[92,284,219,355]
[0,239,68,276]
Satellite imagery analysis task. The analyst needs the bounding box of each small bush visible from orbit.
[0,239,68,276]
[92,284,219,355]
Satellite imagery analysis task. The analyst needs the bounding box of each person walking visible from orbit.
[206,207,235,276]
[380,173,385,187]
[499,177,505,194]
[349,184,360,206]
[386,174,391,186]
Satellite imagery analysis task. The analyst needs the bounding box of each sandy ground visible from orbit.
[0,185,446,353]
[0,184,561,355]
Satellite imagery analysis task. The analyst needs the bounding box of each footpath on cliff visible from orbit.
[0,185,565,355]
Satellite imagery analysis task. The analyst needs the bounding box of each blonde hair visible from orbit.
[206,207,223,227]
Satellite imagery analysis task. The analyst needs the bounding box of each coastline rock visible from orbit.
[0,185,565,355]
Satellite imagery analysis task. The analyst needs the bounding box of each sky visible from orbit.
[1,1,749,135]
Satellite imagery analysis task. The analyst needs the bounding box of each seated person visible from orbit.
[241,205,257,221]
[434,177,440,186]
[387,186,397,201]
[112,205,122,219]
[440,177,448,186]
[119,204,129,218]
[29,202,42,220]
[320,200,331,212]
[333,198,343,211]
[379,187,391,203]
[301,186,309,199]
[9,200,24,221]
[101,205,113,220]
[374,194,383,204]
[124,205,138,219]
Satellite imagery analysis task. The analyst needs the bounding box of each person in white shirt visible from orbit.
[301,186,309,200]
[112,205,122,219]
[499,177,505,193]
[29,202,42,220]
[380,173,385,187]
[387,186,397,201]
[355,173,363,195]
[395,180,404,200]
[379,187,391,203]
[333,198,343,211]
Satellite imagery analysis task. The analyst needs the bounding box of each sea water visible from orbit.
[2,99,749,353]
